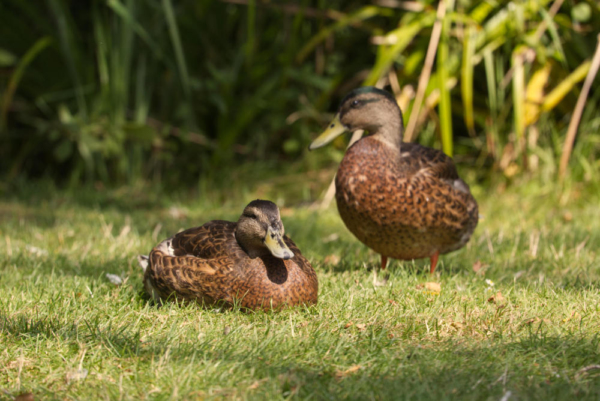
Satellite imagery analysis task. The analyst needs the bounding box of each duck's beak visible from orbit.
[264,226,294,260]
[309,113,347,150]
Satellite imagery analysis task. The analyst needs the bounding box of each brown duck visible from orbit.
[138,200,318,310]
[309,87,478,274]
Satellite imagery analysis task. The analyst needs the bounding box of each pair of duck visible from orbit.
[139,87,479,310]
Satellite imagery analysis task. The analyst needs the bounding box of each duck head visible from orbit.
[235,200,294,260]
[309,86,403,150]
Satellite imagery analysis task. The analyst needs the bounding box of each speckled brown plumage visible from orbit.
[336,138,478,261]
[140,202,318,310]
[310,87,478,273]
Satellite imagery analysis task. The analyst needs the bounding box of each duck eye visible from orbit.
[351,99,361,108]
[244,213,257,219]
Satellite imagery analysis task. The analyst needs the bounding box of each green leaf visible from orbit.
[438,0,455,157]
[0,48,17,67]
[122,123,157,146]
[297,6,386,63]
[461,24,476,135]
[54,139,74,162]
[571,3,591,23]
[512,47,526,139]
[363,12,436,86]
[1,37,52,129]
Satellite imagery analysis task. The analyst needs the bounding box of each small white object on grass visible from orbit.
[26,245,48,257]
[66,368,88,381]
[106,273,123,286]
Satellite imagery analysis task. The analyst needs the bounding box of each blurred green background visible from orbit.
[0,0,599,192]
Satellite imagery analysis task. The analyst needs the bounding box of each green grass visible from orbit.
[1,178,599,400]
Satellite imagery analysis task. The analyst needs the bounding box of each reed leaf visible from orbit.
[542,60,591,112]
[512,47,526,141]
[297,6,384,63]
[107,0,164,61]
[162,0,191,100]
[524,63,551,126]
[363,12,436,86]
[1,36,52,129]
[461,24,476,136]
[48,0,88,121]
[438,0,454,157]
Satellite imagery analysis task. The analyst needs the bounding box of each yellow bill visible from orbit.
[309,113,347,150]
[264,226,294,260]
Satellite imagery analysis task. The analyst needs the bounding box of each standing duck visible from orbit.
[138,200,318,310]
[309,87,478,274]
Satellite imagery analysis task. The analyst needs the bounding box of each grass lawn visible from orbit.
[1,177,599,400]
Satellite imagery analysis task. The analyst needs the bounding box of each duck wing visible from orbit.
[145,220,241,304]
[400,143,471,193]
[166,220,236,259]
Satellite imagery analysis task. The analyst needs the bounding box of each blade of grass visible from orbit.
[538,3,567,68]
[1,36,52,130]
[162,0,190,98]
[461,23,476,138]
[297,6,385,63]
[559,34,600,181]
[404,1,445,143]
[437,0,455,156]
[542,60,590,112]
[512,47,526,151]
[107,0,165,61]
[483,49,498,158]
[483,49,497,119]
[114,0,135,124]
[134,54,150,123]
[524,63,551,127]
[363,12,436,86]
[246,0,256,62]
[48,0,88,121]
[92,4,109,90]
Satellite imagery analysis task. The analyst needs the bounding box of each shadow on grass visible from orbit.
[2,311,600,399]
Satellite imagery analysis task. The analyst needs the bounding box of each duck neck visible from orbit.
[235,229,265,259]
[369,108,404,151]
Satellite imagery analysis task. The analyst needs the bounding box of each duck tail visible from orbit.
[137,255,149,273]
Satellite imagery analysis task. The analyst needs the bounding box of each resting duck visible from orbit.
[138,200,318,310]
[309,87,478,274]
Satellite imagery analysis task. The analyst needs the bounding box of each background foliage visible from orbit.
[0,0,599,187]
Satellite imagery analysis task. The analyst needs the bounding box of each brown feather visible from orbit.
[143,220,318,310]
[335,137,478,261]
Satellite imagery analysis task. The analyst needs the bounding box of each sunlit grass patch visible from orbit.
[1,181,599,399]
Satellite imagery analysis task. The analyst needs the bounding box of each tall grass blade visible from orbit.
[542,60,590,112]
[297,6,384,63]
[246,0,256,62]
[92,4,109,90]
[538,6,567,67]
[161,0,192,115]
[483,50,497,118]
[363,13,435,86]
[559,34,600,180]
[134,54,150,123]
[404,1,445,143]
[107,0,164,61]
[512,48,526,143]
[114,0,135,124]
[1,36,52,130]
[438,0,454,156]
[48,0,88,121]
[461,24,476,137]
[524,63,551,126]
[483,49,498,158]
